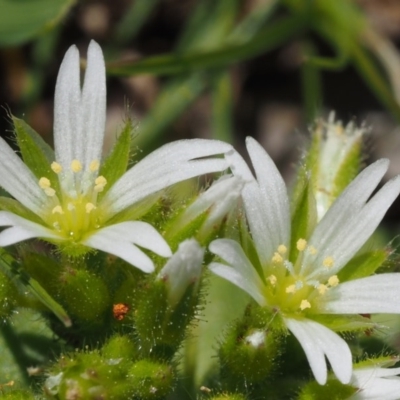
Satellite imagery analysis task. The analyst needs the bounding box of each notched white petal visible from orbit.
[284,318,352,385]
[54,44,81,168]
[0,211,59,246]
[103,139,233,215]
[80,40,106,168]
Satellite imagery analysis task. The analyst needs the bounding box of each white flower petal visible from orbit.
[303,159,393,276]
[0,138,48,215]
[321,274,400,314]
[158,239,204,306]
[80,40,106,168]
[351,367,400,400]
[209,239,266,305]
[103,139,232,215]
[0,211,59,246]
[246,137,291,250]
[85,221,171,257]
[209,262,266,306]
[54,44,81,169]
[284,318,352,385]
[225,146,282,264]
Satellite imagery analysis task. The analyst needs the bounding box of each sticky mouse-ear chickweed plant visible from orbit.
[2,43,400,399]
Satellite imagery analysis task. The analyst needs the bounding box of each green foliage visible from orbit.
[0,0,75,46]
[298,378,356,400]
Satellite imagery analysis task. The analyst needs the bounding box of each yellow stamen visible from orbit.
[51,162,62,174]
[39,177,51,189]
[94,175,107,192]
[267,275,277,286]
[318,284,328,295]
[89,160,100,172]
[272,252,283,264]
[297,239,307,251]
[71,160,82,173]
[44,188,56,197]
[300,299,311,310]
[328,275,339,287]
[52,206,64,215]
[308,246,317,255]
[278,244,287,255]
[85,203,96,213]
[286,284,296,294]
[323,256,334,268]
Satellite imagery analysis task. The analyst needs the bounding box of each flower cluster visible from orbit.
[1,41,400,399]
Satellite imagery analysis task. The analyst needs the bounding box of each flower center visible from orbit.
[38,159,107,241]
[263,238,339,316]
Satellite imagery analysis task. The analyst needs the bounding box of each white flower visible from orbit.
[209,137,400,385]
[0,41,232,273]
[350,366,400,399]
[157,239,204,307]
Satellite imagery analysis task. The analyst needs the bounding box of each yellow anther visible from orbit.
[89,160,100,172]
[44,188,56,197]
[71,160,82,173]
[278,244,287,255]
[267,275,277,286]
[328,275,339,287]
[52,206,64,215]
[323,256,334,268]
[318,284,328,295]
[308,246,318,255]
[296,239,307,251]
[39,177,51,189]
[51,162,62,174]
[94,176,107,192]
[286,284,296,294]
[85,203,96,214]
[300,300,311,310]
[272,252,283,264]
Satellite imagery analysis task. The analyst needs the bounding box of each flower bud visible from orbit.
[157,239,204,307]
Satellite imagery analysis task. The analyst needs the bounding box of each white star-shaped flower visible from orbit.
[0,41,232,273]
[209,137,400,385]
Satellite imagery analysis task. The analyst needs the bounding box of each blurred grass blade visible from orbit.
[351,46,400,123]
[301,41,322,122]
[133,74,206,149]
[113,0,161,46]
[107,15,305,76]
[0,249,71,327]
[211,70,234,143]
[0,0,75,47]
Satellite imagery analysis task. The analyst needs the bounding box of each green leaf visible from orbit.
[0,249,71,327]
[290,175,318,262]
[98,118,133,200]
[107,15,305,76]
[0,0,76,47]
[12,116,59,191]
[338,249,389,282]
[310,313,379,333]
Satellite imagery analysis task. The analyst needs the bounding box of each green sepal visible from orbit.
[0,196,43,224]
[12,116,59,192]
[338,249,388,282]
[58,267,110,326]
[298,378,356,400]
[331,134,361,199]
[0,248,71,327]
[98,117,133,200]
[127,359,174,400]
[290,174,317,262]
[135,277,199,358]
[354,354,400,369]
[309,314,378,333]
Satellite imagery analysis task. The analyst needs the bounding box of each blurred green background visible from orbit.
[1,0,400,170]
